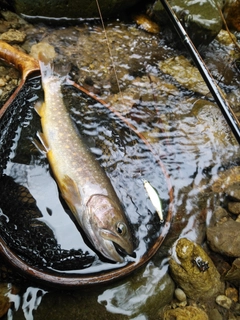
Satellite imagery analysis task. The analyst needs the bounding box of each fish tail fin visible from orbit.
[38,52,71,84]
[38,51,54,82]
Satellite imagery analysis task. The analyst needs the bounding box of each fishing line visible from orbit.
[95,0,124,104]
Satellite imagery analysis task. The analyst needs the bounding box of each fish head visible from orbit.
[84,194,134,262]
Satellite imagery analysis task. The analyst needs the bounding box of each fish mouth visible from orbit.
[101,239,124,263]
[99,229,133,263]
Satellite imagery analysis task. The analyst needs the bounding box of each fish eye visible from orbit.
[116,222,127,236]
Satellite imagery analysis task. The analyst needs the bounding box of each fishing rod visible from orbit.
[160,0,240,145]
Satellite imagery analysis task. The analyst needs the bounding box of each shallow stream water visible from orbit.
[0,12,240,320]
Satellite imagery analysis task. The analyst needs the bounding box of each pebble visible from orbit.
[225,287,238,303]
[175,288,187,302]
[0,78,6,87]
[216,295,232,310]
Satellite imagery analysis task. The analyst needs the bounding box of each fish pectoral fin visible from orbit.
[61,175,82,216]
[34,101,44,117]
[32,137,47,155]
[35,131,49,152]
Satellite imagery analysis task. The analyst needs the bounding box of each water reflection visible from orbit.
[7,287,47,320]
[98,260,173,319]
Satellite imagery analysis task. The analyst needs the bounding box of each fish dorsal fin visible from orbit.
[61,175,83,217]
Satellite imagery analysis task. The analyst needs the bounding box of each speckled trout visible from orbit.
[35,54,133,262]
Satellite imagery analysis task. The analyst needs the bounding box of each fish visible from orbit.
[142,179,164,222]
[35,52,133,262]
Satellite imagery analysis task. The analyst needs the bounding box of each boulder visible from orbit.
[151,0,224,46]
[169,238,224,300]
[11,0,141,20]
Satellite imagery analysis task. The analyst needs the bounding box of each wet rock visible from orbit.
[158,56,209,96]
[225,287,238,303]
[0,28,26,43]
[209,207,229,226]
[211,166,240,193]
[223,0,240,31]
[169,238,224,300]
[12,0,141,20]
[224,258,240,283]
[151,0,223,46]
[207,218,240,257]
[216,295,232,310]
[133,14,160,34]
[163,305,209,320]
[207,308,223,320]
[216,29,237,46]
[225,182,240,201]
[0,10,27,27]
[190,99,237,148]
[30,42,56,60]
[228,201,240,215]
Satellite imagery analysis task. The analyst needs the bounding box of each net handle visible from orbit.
[0,41,39,80]
[0,41,40,118]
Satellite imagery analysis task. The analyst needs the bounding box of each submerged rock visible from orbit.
[169,238,224,300]
[207,218,240,258]
[224,258,240,283]
[0,28,26,43]
[158,56,209,96]
[11,0,141,20]
[211,166,240,193]
[133,14,160,34]
[223,0,240,31]
[151,0,224,46]
[163,305,209,320]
